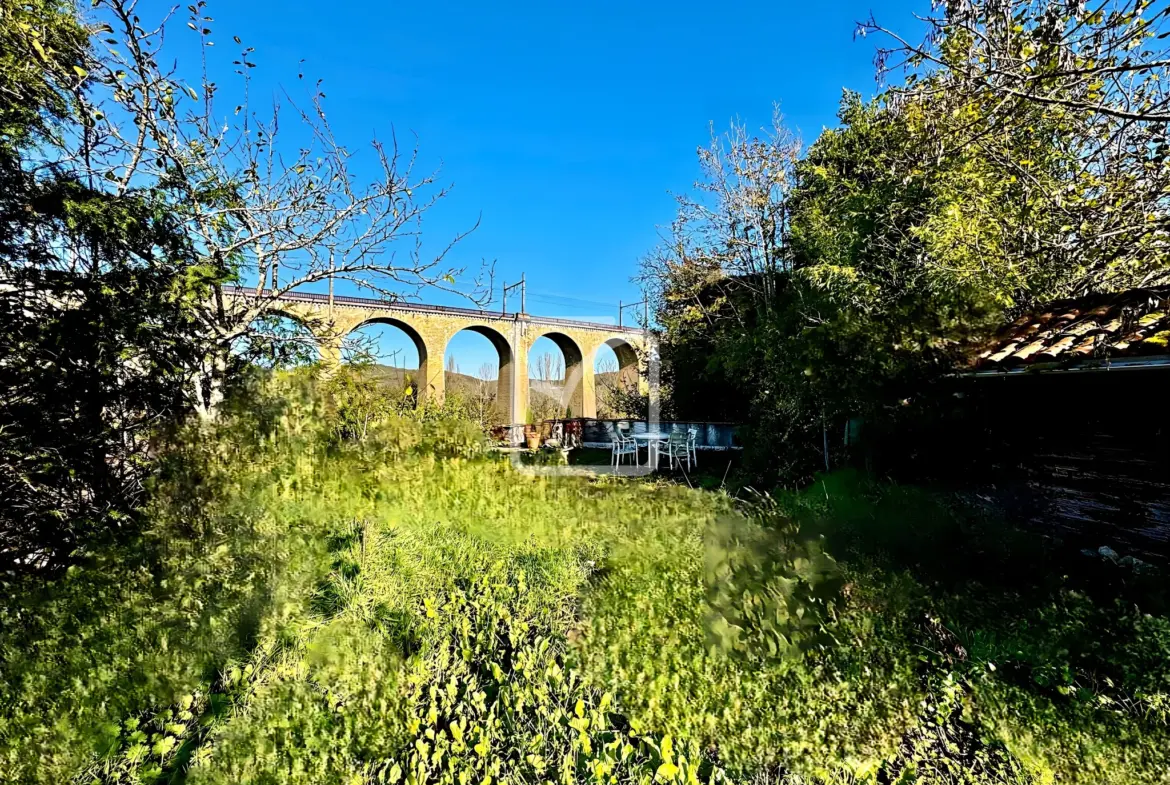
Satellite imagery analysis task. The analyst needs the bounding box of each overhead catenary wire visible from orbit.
[526,297,619,313]
[526,291,618,309]
[331,270,643,321]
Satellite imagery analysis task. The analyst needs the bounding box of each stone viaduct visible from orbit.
[226,287,647,423]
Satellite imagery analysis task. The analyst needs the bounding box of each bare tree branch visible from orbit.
[80,0,490,416]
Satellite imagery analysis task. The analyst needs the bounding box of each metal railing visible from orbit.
[222,285,642,334]
[494,418,742,451]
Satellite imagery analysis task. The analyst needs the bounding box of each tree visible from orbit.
[640,107,799,323]
[527,352,565,422]
[325,362,398,442]
[595,354,645,419]
[0,0,85,144]
[234,314,319,369]
[859,0,1170,295]
[643,3,1170,481]
[785,0,1170,423]
[638,113,799,431]
[3,0,485,568]
[81,0,491,418]
[531,351,564,382]
[865,0,1170,124]
[0,1,206,570]
[466,362,498,430]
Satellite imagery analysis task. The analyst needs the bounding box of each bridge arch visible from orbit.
[601,336,640,384]
[529,330,586,419]
[592,336,641,417]
[444,324,515,423]
[342,316,436,402]
[221,286,649,431]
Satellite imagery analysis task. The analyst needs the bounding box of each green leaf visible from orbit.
[660,734,673,762]
[655,763,679,781]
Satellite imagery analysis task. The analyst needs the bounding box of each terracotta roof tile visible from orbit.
[1137,311,1166,327]
[972,286,1170,370]
[1012,339,1051,361]
[1061,319,1099,337]
[1039,335,1079,357]
[1069,336,1098,356]
[1146,330,1170,349]
[986,342,1021,363]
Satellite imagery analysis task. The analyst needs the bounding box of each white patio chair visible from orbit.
[686,427,699,468]
[611,428,637,467]
[665,430,691,471]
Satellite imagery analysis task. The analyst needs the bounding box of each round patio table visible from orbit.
[631,432,670,469]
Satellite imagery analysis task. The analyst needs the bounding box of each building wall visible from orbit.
[967,370,1170,558]
[869,369,1170,559]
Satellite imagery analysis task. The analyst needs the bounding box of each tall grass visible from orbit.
[1,378,1167,784]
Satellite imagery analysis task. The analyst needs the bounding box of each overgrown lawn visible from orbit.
[2,388,1167,784]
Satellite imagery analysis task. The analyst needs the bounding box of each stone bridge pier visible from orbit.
[234,289,647,424]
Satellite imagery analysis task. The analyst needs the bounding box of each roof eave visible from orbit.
[963,355,1170,378]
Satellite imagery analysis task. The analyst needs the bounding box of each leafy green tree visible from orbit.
[645,1,1170,481]
[1,0,486,566]
[783,0,1170,454]
[0,1,207,571]
[783,92,1008,419]
[860,0,1170,295]
[0,0,85,150]
[639,110,797,431]
[324,361,404,442]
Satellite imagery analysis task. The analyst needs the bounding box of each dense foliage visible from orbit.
[0,0,469,569]
[643,0,1170,481]
[0,0,210,571]
[2,375,1167,784]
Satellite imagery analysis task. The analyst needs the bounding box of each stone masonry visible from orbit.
[231,289,646,423]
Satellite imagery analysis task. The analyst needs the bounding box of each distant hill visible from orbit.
[528,378,563,397]
[364,365,489,398]
[361,365,624,420]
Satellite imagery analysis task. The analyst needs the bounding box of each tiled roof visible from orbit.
[973,286,1170,371]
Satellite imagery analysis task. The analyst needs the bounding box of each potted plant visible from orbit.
[523,410,541,450]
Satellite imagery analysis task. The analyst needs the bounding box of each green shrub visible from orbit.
[0,402,333,782]
[418,416,487,460]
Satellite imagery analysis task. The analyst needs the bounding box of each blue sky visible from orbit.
[185,0,924,374]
